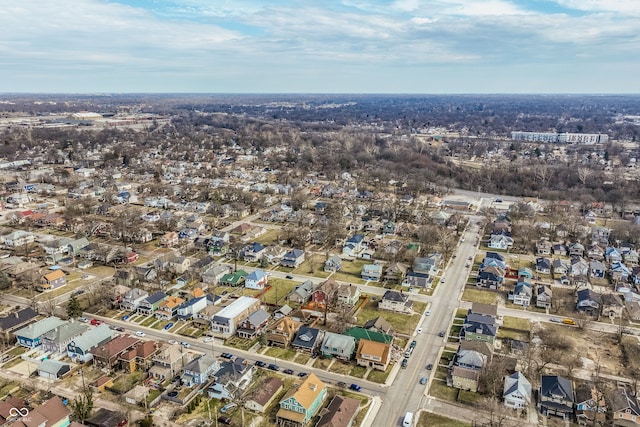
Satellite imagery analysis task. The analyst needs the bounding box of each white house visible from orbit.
[245,269,268,290]
[503,371,532,410]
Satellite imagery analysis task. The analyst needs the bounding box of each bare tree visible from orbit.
[474,397,517,427]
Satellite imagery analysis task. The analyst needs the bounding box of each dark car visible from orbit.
[254,360,266,367]
[267,363,280,371]
[349,384,362,392]
[285,275,294,279]
[115,326,125,332]
[220,353,234,359]
[426,364,433,370]
[72,290,85,296]
[337,381,347,388]
[437,331,445,337]
[420,377,427,385]
[283,369,294,375]
[410,340,417,348]
[217,415,233,425]
[164,322,174,330]
[297,372,307,377]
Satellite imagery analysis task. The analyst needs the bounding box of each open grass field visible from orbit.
[418,412,471,427]
[503,316,531,331]
[461,287,501,304]
[356,299,425,335]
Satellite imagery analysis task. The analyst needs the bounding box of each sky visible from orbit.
[1,0,640,93]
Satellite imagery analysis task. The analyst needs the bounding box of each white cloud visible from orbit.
[555,0,640,14]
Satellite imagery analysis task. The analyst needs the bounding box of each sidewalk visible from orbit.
[360,395,383,427]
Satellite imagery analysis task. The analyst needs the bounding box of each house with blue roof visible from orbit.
[606,246,623,264]
[361,264,383,281]
[14,316,66,348]
[342,234,365,257]
[245,269,268,290]
[243,242,266,262]
[610,261,630,281]
[181,354,219,387]
[281,249,305,268]
[137,291,168,315]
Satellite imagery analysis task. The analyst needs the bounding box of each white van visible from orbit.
[402,411,414,427]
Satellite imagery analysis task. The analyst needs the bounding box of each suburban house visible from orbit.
[137,291,168,315]
[588,244,605,261]
[316,396,360,427]
[41,320,88,354]
[0,307,38,342]
[176,297,208,320]
[342,234,365,257]
[236,309,270,339]
[208,358,254,400]
[181,354,219,387]
[67,324,114,363]
[503,371,532,410]
[536,238,552,255]
[243,242,266,262]
[363,317,395,336]
[14,316,66,348]
[536,257,552,275]
[611,261,631,282]
[118,340,159,373]
[276,373,327,427]
[601,294,625,319]
[320,332,356,361]
[120,288,149,311]
[336,283,361,306]
[450,366,480,392]
[378,290,413,313]
[476,270,504,290]
[536,285,553,309]
[210,296,261,335]
[488,234,514,250]
[37,269,67,292]
[569,243,585,257]
[570,257,590,277]
[245,377,284,413]
[219,269,248,287]
[511,280,532,307]
[22,396,71,427]
[155,296,185,320]
[553,243,569,256]
[552,259,568,277]
[460,319,497,345]
[288,280,315,304]
[292,326,323,354]
[160,232,179,247]
[149,343,194,381]
[574,383,606,426]
[281,249,305,268]
[413,254,442,276]
[90,335,141,370]
[355,339,391,371]
[577,289,602,317]
[605,246,623,264]
[610,387,640,426]
[202,264,230,285]
[539,375,574,420]
[361,263,383,281]
[385,262,408,283]
[245,269,269,290]
[323,255,342,273]
[589,260,607,279]
[266,317,302,348]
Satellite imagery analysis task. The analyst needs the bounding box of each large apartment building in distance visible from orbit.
[511,131,608,144]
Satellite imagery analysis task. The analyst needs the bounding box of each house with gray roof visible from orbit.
[137,291,168,315]
[539,375,574,419]
[292,326,323,354]
[0,307,38,341]
[378,290,413,313]
[237,309,270,339]
[42,320,89,354]
[321,332,356,361]
[15,316,66,348]
[503,371,532,410]
[38,359,71,380]
[287,280,315,304]
[67,324,114,363]
[181,354,219,387]
[208,358,254,400]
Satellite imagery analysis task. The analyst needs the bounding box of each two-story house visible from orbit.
[137,291,169,315]
[15,316,66,348]
[245,377,284,414]
[323,255,342,273]
[149,343,194,381]
[336,283,361,306]
[539,375,574,420]
[120,288,149,311]
[245,269,268,290]
[610,387,640,426]
[276,373,327,427]
[536,285,553,309]
[288,280,315,304]
[292,326,323,354]
[355,338,391,371]
[321,332,356,361]
[37,269,67,292]
[243,242,266,262]
[503,371,532,410]
[155,296,185,320]
[67,324,114,363]
[281,249,305,268]
[208,358,254,400]
[41,320,88,354]
[378,290,412,313]
[361,263,383,281]
[236,309,270,339]
[181,354,219,387]
[176,296,207,320]
[90,335,141,370]
[266,317,301,348]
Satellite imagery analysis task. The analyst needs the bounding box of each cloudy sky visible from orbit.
[2,0,639,93]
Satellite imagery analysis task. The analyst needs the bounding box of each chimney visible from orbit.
[14,312,19,319]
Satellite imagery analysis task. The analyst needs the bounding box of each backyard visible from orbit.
[356,300,426,335]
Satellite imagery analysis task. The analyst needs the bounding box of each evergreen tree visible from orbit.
[67,295,82,318]
[71,390,93,423]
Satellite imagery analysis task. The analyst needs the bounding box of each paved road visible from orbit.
[375,217,481,426]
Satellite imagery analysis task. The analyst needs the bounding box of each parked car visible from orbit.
[349,384,362,392]
[254,360,266,367]
[217,415,233,425]
[164,322,174,330]
[283,369,294,375]
[437,331,446,337]
[90,319,103,326]
[426,364,433,370]
[337,382,347,388]
[220,353,234,359]
[115,326,125,332]
[168,340,177,345]
[267,364,280,371]
[181,342,190,348]
[203,337,213,343]
[297,372,307,377]
[285,275,293,279]
[122,315,130,321]
[420,377,427,385]
[220,403,237,414]
[135,331,145,337]
[72,289,85,296]
[78,317,88,323]
[410,340,417,348]
[401,358,408,369]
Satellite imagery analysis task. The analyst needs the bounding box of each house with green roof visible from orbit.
[220,269,248,286]
[343,327,393,345]
[15,316,66,348]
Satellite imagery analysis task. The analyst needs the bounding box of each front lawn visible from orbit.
[263,347,297,361]
[502,316,531,331]
[418,412,471,427]
[429,380,458,402]
[350,365,367,378]
[461,288,501,304]
[367,368,392,384]
[328,360,353,376]
[356,300,424,335]
[224,336,258,351]
[292,254,331,279]
[261,278,298,305]
[313,358,332,370]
